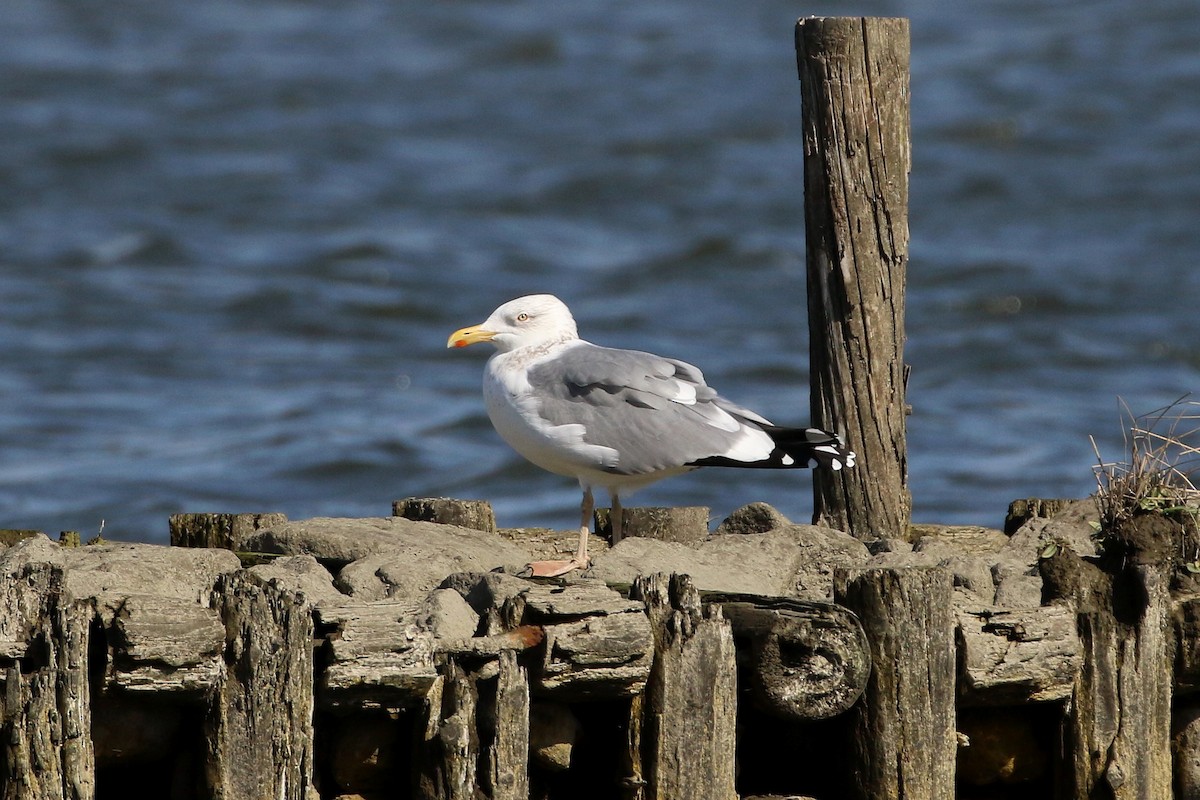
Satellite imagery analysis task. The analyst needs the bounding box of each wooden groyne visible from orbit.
[4,493,1195,799]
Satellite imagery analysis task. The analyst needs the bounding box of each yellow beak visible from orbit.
[447,324,497,349]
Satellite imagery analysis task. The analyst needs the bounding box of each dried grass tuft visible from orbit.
[1091,396,1200,536]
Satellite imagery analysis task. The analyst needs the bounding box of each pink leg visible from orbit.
[523,487,593,577]
[611,492,623,545]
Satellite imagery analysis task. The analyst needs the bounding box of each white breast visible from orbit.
[482,350,620,481]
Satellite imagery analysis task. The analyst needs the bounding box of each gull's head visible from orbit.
[447,294,579,353]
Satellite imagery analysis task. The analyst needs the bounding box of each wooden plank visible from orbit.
[1045,554,1173,799]
[795,16,911,536]
[420,660,479,800]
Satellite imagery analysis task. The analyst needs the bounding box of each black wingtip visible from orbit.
[687,426,855,471]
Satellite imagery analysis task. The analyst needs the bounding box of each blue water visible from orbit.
[2,0,1198,543]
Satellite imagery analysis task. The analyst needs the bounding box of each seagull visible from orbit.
[448,294,854,576]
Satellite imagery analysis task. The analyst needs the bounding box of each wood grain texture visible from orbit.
[796,16,911,537]
[633,574,737,800]
[834,567,955,800]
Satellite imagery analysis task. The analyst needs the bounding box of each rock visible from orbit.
[865,537,912,555]
[439,571,535,616]
[285,519,532,600]
[956,604,1082,704]
[526,582,654,699]
[0,533,66,571]
[109,594,225,693]
[316,589,480,711]
[589,537,790,596]
[908,524,1008,558]
[248,555,346,608]
[1002,503,1100,568]
[421,588,481,640]
[0,529,44,547]
[245,516,531,571]
[497,527,610,566]
[529,702,578,771]
[714,502,793,535]
[913,538,995,603]
[68,542,241,617]
[768,525,871,600]
[21,539,240,623]
[590,527,868,599]
[991,557,1043,608]
[868,541,993,604]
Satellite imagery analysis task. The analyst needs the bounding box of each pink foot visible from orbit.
[521,557,589,578]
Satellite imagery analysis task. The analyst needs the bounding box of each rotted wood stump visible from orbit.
[834,567,955,800]
[394,498,497,534]
[0,563,95,800]
[1043,551,1173,799]
[632,573,738,800]
[706,592,870,720]
[205,571,315,800]
[594,507,710,545]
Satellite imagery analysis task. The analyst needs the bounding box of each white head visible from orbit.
[447,294,579,353]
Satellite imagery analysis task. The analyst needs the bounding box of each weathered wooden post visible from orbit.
[632,573,738,800]
[1042,553,1173,799]
[0,564,95,800]
[796,17,911,537]
[204,571,315,800]
[834,567,956,800]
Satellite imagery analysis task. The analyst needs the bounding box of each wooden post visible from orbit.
[1043,554,1173,799]
[796,17,911,537]
[484,651,530,800]
[419,660,479,800]
[633,574,738,800]
[0,565,95,800]
[204,572,315,800]
[834,567,956,800]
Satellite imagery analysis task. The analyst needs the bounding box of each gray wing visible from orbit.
[525,343,771,475]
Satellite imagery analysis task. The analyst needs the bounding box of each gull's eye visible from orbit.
[516,312,530,322]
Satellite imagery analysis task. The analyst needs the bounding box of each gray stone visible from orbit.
[248,555,346,608]
[290,519,532,600]
[591,526,869,599]
[1003,506,1100,567]
[245,516,532,570]
[63,541,241,621]
[909,524,1009,558]
[714,502,793,535]
[991,557,1043,608]
[872,539,994,604]
[590,536,794,596]
[767,524,871,600]
[915,539,995,603]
